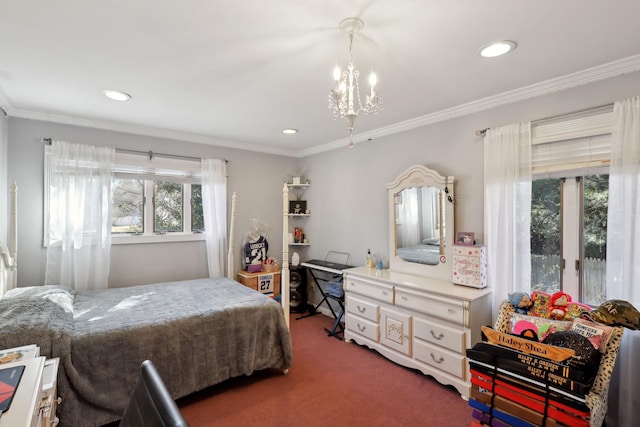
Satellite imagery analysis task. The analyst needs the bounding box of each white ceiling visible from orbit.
[2,1,640,157]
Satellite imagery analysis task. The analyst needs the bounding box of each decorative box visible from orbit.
[237,270,281,296]
[452,245,487,288]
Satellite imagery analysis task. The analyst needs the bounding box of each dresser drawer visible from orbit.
[345,277,394,304]
[413,317,466,353]
[346,315,379,342]
[346,294,379,323]
[414,340,466,379]
[395,288,465,325]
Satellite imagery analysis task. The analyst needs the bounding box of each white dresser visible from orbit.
[343,266,492,398]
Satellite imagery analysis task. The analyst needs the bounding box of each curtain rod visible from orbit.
[41,137,229,163]
[474,102,614,137]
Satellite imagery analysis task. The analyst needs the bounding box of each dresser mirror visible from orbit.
[386,165,455,281]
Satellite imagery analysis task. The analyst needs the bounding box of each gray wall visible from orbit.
[7,118,297,287]
[4,71,640,289]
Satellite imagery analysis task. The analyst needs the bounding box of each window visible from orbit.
[530,173,608,306]
[109,152,204,243]
[154,181,183,233]
[45,147,211,245]
[191,184,204,232]
[111,179,204,240]
[530,105,612,306]
[112,178,144,234]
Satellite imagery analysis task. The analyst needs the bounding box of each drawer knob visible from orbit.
[357,323,367,332]
[430,330,444,340]
[382,291,388,296]
[448,308,455,314]
[430,353,445,364]
[401,296,408,301]
[357,305,366,313]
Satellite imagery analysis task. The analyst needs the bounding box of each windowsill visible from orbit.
[112,233,206,245]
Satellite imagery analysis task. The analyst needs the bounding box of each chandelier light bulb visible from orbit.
[369,72,377,87]
[333,66,341,81]
[339,81,347,93]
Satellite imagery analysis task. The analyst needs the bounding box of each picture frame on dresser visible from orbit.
[455,231,474,246]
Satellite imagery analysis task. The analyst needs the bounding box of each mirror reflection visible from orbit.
[394,186,443,265]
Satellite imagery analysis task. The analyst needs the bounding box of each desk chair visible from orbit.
[119,360,190,427]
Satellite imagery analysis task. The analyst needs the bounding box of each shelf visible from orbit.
[286,183,310,188]
[289,243,310,246]
[288,214,310,217]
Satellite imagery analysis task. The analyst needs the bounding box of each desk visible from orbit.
[299,259,353,338]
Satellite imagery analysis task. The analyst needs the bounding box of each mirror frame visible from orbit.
[386,164,455,281]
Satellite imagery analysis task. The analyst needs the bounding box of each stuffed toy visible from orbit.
[550,291,572,320]
[508,291,533,314]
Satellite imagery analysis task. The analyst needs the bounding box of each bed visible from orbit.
[0,184,293,427]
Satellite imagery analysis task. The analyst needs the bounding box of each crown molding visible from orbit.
[5,107,299,158]
[301,54,640,157]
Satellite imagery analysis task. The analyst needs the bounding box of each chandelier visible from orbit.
[329,17,382,144]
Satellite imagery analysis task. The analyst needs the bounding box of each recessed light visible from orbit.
[479,40,517,58]
[282,128,298,134]
[103,89,131,101]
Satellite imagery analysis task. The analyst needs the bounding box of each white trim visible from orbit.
[112,233,205,245]
[8,107,299,158]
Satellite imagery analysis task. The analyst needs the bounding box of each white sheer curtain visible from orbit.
[45,140,114,291]
[606,95,640,306]
[484,122,532,317]
[397,187,420,246]
[201,158,227,277]
[605,96,640,427]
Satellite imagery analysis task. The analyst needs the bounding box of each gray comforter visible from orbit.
[0,278,293,426]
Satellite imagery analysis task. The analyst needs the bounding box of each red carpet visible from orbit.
[178,313,473,426]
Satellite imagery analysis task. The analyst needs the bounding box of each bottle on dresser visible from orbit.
[366,249,375,268]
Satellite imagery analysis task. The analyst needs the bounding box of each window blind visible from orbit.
[113,152,202,183]
[531,105,613,175]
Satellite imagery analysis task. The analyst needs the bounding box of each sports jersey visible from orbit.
[243,234,269,267]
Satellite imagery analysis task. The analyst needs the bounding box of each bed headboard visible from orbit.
[0,182,18,296]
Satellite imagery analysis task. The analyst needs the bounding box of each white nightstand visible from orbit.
[0,356,60,427]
